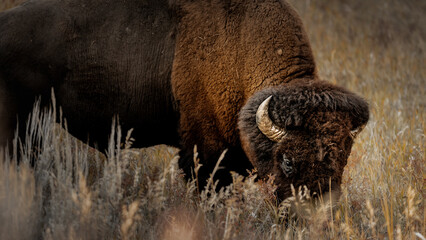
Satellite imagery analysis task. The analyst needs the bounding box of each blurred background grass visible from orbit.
[1,0,23,11]
[0,0,424,239]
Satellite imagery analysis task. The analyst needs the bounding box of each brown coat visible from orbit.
[172,0,368,197]
[172,0,315,158]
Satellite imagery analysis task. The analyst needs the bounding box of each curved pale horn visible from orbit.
[256,96,287,142]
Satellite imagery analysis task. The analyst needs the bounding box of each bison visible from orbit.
[0,0,369,200]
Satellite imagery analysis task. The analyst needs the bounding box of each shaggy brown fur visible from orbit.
[172,0,318,188]
[238,80,369,199]
[172,0,369,196]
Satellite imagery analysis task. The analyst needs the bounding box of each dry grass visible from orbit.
[0,0,425,239]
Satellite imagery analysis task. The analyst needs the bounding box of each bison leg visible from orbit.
[0,79,16,152]
[178,146,253,191]
[0,84,45,158]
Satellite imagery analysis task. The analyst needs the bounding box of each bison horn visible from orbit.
[256,96,287,142]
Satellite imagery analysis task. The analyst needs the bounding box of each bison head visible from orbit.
[238,79,369,200]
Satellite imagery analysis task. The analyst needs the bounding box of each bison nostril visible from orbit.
[281,154,294,177]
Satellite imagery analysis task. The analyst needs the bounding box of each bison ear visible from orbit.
[350,124,366,139]
[349,106,368,138]
[346,93,369,132]
[308,80,370,133]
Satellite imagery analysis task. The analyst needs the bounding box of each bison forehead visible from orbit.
[304,111,354,134]
[266,81,369,130]
[274,126,353,163]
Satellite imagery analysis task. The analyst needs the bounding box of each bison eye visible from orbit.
[280,154,294,177]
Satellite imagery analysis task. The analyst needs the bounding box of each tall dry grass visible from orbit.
[0,0,425,239]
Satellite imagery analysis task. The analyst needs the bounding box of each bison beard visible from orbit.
[0,0,369,201]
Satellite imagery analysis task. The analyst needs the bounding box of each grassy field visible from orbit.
[0,0,425,239]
